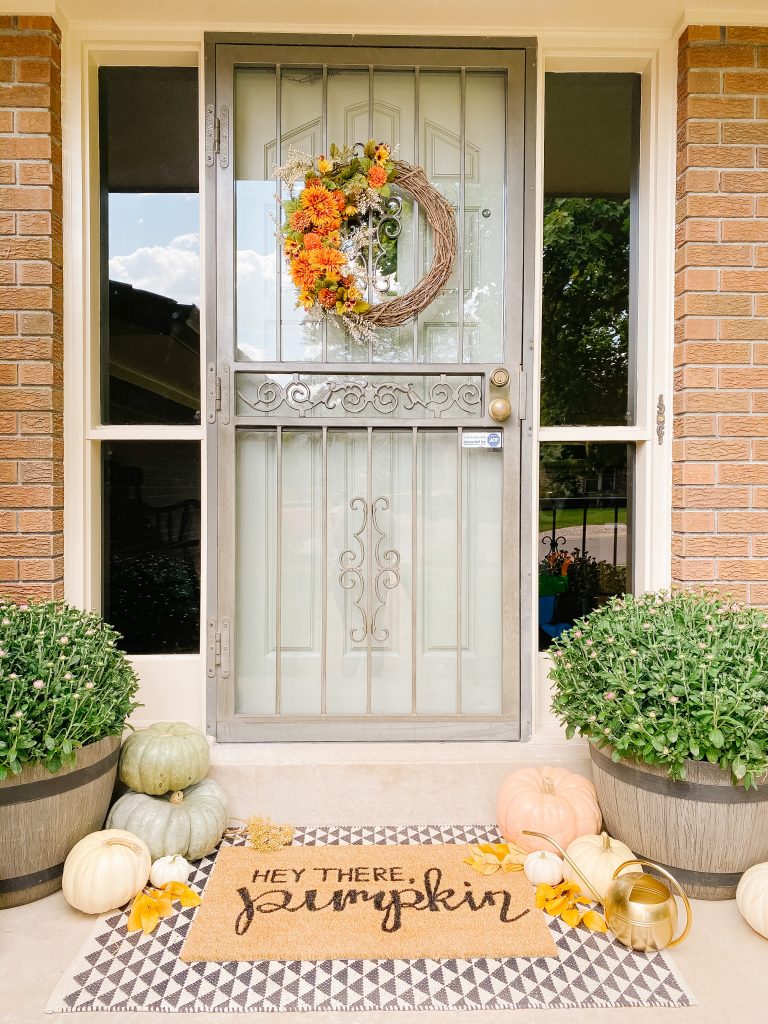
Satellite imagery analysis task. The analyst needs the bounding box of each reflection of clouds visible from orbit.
[109,232,200,305]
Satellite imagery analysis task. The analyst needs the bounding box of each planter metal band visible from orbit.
[0,744,120,807]
[631,852,743,891]
[0,861,65,894]
[589,744,768,804]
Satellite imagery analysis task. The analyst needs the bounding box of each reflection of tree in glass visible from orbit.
[541,198,630,426]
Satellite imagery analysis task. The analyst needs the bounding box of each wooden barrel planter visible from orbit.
[0,734,120,909]
[589,743,768,900]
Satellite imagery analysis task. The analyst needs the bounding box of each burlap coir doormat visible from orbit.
[181,844,557,962]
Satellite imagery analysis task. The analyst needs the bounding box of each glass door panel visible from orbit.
[212,40,531,739]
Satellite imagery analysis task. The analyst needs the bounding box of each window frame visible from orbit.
[530,45,675,735]
[63,40,207,727]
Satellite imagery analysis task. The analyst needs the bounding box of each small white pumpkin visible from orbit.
[524,850,564,886]
[62,829,151,914]
[737,862,768,939]
[150,855,192,888]
[563,831,635,902]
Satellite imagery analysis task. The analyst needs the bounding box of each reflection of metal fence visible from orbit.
[540,496,625,566]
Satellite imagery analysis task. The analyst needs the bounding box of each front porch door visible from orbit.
[207,37,534,740]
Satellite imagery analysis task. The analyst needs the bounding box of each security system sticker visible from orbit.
[462,431,503,449]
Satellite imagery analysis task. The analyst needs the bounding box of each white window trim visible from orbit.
[530,38,676,735]
[62,32,207,728]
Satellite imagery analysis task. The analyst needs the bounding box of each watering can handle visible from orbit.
[521,830,605,902]
[612,859,693,948]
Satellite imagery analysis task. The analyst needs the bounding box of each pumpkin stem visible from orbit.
[601,831,611,851]
[170,791,184,805]
[541,776,555,795]
[105,838,145,856]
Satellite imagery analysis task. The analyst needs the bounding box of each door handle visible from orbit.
[489,366,511,421]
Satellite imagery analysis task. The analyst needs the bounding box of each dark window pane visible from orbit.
[100,67,200,425]
[541,73,638,427]
[103,442,201,653]
[538,442,631,650]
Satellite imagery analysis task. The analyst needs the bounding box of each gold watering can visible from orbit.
[522,830,693,953]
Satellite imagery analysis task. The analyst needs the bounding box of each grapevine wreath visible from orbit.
[275,140,457,341]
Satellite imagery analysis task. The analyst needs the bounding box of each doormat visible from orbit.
[181,844,558,962]
[47,825,695,1014]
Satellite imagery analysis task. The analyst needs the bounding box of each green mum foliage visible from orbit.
[549,590,768,788]
[0,600,141,779]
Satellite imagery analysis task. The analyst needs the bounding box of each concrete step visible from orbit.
[209,732,590,824]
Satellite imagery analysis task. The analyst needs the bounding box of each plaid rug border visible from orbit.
[46,824,696,1014]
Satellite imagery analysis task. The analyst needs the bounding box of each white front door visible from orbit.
[207,38,535,739]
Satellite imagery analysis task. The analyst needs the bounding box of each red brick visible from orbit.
[723,71,768,93]
[684,96,754,119]
[722,271,768,292]
[720,319,768,339]
[721,171,768,192]
[728,27,768,44]
[681,46,755,70]
[682,243,752,265]
[0,286,51,309]
[719,511,768,532]
[16,59,51,83]
[720,414,768,434]
[719,463,768,484]
[18,163,52,186]
[681,535,750,556]
[0,82,51,105]
[684,195,754,217]
[15,110,50,134]
[724,123,768,146]
[683,439,750,459]
[678,342,751,364]
[722,219,768,241]
[688,145,755,167]
[677,366,719,388]
[678,391,750,412]
[0,186,51,211]
[0,137,50,161]
[672,556,716,580]
[719,559,768,580]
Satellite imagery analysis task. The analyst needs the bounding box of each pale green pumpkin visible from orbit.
[106,778,228,861]
[119,722,210,795]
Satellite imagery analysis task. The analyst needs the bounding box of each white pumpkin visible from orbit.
[524,850,564,886]
[150,855,192,888]
[563,831,636,902]
[62,829,151,914]
[737,862,768,939]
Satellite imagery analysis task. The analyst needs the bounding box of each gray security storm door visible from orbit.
[205,36,536,740]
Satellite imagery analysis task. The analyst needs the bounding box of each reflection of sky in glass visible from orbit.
[108,193,200,306]
[236,181,277,361]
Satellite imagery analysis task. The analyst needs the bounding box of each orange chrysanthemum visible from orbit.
[300,181,342,230]
[309,247,347,282]
[367,165,387,188]
[289,209,312,231]
[290,251,321,290]
[318,287,337,309]
[333,190,346,212]
[303,232,322,250]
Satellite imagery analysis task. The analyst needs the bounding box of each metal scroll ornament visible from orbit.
[275,140,457,342]
[338,496,401,644]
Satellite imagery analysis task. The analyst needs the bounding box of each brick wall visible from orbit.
[675,25,768,603]
[0,16,62,602]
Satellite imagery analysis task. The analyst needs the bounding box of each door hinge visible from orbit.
[517,368,528,421]
[205,103,230,169]
[206,363,220,423]
[206,618,230,679]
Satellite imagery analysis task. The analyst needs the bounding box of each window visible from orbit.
[538,73,639,648]
[98,67,201,653]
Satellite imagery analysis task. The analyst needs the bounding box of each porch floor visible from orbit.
[2,862,764,1022]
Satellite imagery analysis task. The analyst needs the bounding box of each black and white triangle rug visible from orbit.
[47,824,695,1013]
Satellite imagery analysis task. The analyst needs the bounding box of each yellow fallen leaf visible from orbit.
[499,856,524,873]
[543,894,571,916]
[535,884,558,908]
[561,905,583,927]
[159,881,201,907]
[581,909,608,933]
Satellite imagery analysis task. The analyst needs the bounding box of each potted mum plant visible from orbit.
[0,599,140,908]
[549,589,768,900]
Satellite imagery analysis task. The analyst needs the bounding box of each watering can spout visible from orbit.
[521,830,606,904]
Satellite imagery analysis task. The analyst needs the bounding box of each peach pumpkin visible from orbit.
[496,766,601,853]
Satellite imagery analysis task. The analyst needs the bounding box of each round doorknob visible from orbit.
[489,398,511,422]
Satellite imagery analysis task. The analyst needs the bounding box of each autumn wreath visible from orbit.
[275,140,457,341]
